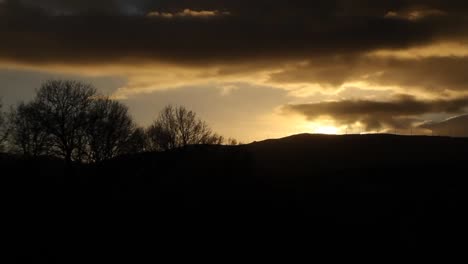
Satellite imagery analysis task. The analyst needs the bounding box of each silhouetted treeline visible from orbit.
[0,80,238,163]
[0,100,7,151]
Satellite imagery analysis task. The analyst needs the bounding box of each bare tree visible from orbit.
[85,98,136,162]
[146,106,178,151]
[120,127,148,155]
[6,80,150,163]
[0,100,8,151]
[34,80,97,164]
[8,102,51,157]
[147,105,224,151]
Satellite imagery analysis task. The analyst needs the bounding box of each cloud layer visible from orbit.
[420,115,468,137]
[285,96,468,131]
[1,0,467,65]
[1,0,468,136]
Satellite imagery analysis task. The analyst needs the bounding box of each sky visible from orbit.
[1,0,468,142]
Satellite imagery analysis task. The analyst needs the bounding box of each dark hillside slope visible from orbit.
[5,134,468,259]
[4,134,468,206]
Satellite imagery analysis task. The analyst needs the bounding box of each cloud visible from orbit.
[420,114,468,137]
[4,1,468,140]
[268,54,468,93]
[147,9,228,19]
[284,95,468,131]
[2,0,468,100]
[385,8,447,21]
[1,0,467,67]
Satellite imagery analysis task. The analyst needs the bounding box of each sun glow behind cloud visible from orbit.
[298,119,343,135]
[314,126,340,135]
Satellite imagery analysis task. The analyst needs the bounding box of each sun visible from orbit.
[314,126,339,135]
[300,121,341,135]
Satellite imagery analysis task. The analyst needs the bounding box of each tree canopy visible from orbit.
[4,80,235,163]
[147,105,224,151]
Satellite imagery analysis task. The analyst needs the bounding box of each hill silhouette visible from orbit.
[6,134,468,261]
[5,133,468,209]
[6,133,467,201]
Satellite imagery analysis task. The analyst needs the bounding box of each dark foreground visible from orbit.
[5,134,468,262]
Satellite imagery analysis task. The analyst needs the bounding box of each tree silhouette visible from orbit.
[147,105,224,151]
[33,80,97,164]
[5,81,236,161]
[8,102,51,157]
[6,80,154,163]
[85,98,136,163]
[120,127,148,155]
[0,100,8,151]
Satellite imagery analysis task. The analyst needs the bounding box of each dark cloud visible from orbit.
[0,0,467,66]
[368,57,468,92]
[20,0,123,14]
[269,56,468,92]
[2,1,468,139]
[268,55,367,87]
[285,95,468,130]
[420,114,468,137]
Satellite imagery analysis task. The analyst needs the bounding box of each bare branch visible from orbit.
[147,105,225,151]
